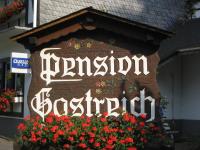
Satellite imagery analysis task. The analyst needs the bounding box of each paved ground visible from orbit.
[175,142,200,150]
[0,137,200,150]
[0,137,13,150]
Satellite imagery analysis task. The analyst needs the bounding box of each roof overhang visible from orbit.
[11,7,172,50]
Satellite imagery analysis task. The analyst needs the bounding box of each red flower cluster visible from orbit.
[17,113,162,150]
[0,0,24,23]
[0,89,16,112]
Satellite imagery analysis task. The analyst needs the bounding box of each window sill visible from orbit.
[0,115,23,120]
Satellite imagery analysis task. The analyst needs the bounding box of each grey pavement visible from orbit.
[0,137,200,150]
[0,137,13,150]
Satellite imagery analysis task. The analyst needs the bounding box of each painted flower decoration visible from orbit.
[74,43,81,49]
[101,81,106,87]
[86,42,92,48]
[96,88,102,94]
[95,81,102,87]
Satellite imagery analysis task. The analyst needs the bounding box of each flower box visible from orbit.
[12,96,23,103]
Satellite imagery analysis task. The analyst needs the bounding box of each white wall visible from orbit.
[181,53,200,120]
[158,56,182,119]
[158,52,200,120]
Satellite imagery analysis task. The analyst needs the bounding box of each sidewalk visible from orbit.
[0,137,13,150]
[0,137,200,150]
[175,142,200,150]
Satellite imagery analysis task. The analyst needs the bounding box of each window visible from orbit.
[0,58,24,117]
[193,2,200,18]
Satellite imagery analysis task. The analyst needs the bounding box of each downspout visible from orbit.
[33,0,37,27]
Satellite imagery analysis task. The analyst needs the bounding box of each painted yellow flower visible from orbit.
[101,81,106,87]
[74,43,81,49]
[96,89,102,94]
[86,42,92,48]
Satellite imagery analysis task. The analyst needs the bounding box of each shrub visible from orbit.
[17,113,163,150]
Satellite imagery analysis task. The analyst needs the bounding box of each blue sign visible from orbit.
[11,57,30,69]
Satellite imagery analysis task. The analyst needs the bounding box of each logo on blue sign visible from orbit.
[12,57,30,69]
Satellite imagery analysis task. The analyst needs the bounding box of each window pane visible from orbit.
[13,103,22,113]
[194,10,200,18]
[12,74,24,113]
[16,74,24,93]
[5,63,15,89]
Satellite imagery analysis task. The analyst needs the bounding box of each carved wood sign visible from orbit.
[29,36,160,122]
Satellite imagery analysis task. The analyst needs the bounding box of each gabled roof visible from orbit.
[11,7,172,47]
[39,0,186,30]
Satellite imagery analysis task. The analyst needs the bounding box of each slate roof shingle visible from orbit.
[39,0,186,31]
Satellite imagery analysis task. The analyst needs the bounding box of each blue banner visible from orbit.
[11,57,30,69]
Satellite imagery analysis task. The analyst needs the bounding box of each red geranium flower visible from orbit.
[120,139,125,144]
[79,136,84,141]
[53,134,59,143]
[128,147,137,150]
[123,113,130,121]
[51,126,59,133]
[140,114,147,119]
[17,123,26,131]
[45,116,53,124]
[31,132,37,143]
[125,137,134,143]
[94,142,100,147]
[68,136,74,142]
[22,135,27,141]
[36,130,42,136]
[103,112,108,117]
[70,130,77,136]
[57,130,64,135]
[88,132,95,138]
[103,126,110,133]
[127,127,132,131]
[130,116,136,124]
[107,139,113,145]
[63,144,70,149]
[24,115,30,121]
[141,130,146,135]
[92,127,97,131]
[89,138,94,143]
[78,143,87,148]
[100,117,107,122]
[101,137,106,141]
[86,117,91,123]
[41,138,47,144]
[109,135,117,142]
[82,123,90,128]
[105,144,114,149]
[140,137,147,143]
[139,122,145,127]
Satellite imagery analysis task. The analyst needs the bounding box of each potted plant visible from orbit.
[0,89,16,112]
[0,0,24,23]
